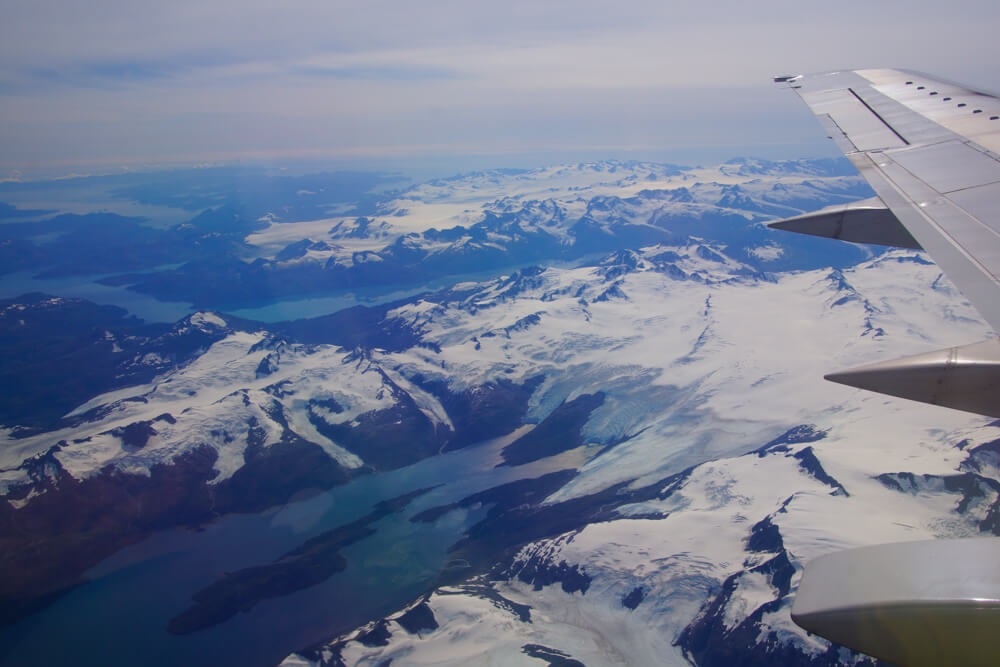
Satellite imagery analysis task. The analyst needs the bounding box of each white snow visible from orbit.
[0,332,439,489]
[368,244,993,509]
[747,243,784,261]
[189,311,227,329]
[7,159,997,663]
[241,159,864,274]
[269,164,997,665]
[246,218,341,252]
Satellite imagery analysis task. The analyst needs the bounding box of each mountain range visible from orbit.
[1,158,996,666]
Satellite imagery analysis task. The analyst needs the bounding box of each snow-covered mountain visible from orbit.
[117,158,874,307]
[279,248,999,666]
[1,158,996,665]
[263,159,867,275]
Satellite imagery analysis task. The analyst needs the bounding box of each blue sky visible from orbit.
[2,0,999,175]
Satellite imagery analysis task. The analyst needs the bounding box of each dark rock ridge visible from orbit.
[511,558,591,595]
[521,643,587,666]
[110,416,169,451]
[622,586,645,610]
[451,582,534,623]
[499,393,606,466]
[793,447,849,496]
[356,620,392,647]
[396,601,439,635]
[752,424,828,457]
[876,470,1000,532]
[676,518,882,667]
[751,426,847,496]
[746,516,784,554]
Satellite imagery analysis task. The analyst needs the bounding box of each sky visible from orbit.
[2,0,1000,176]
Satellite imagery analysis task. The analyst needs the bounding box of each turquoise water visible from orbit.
[0,428,567,667]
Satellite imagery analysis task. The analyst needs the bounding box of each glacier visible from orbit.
[280,243,998,666]
[1,158,997,666]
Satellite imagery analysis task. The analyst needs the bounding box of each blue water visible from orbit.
[224,255,604,322]
[0,270,195,323]
[1,252,598,325]
[0,184,194,229]
[0,428,566,667]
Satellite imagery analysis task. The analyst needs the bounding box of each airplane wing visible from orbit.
[774,69,1000,667]
[772,69,1000,418]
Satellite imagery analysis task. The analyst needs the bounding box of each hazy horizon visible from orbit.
[4,0,999,177]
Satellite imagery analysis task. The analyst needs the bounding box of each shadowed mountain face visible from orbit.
[0,294,209,429]
[1,159,994,667]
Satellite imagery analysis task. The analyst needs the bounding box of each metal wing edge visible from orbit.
[771,70,1000,420]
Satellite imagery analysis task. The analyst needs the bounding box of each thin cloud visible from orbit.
[2,0,999,170]
[292,63,461,81]
[22,62,184,90]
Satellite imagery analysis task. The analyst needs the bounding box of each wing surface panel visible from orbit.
[854,146,1000,331]
[889,140,1000,193]
[777,69,1000,333]
[857,68,1000,153]
[800,87,908,151]
[775,70,1000,665]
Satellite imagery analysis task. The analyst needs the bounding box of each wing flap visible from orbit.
[800,87,908,151]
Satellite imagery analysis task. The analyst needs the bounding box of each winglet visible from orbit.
[825,338,1000,418]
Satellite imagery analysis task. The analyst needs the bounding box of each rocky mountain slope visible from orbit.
[1,159,995,665]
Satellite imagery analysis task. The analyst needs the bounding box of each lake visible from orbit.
[0,426,586,667]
